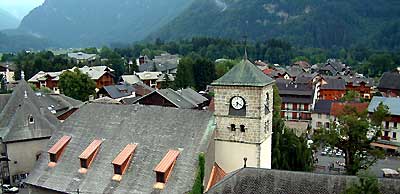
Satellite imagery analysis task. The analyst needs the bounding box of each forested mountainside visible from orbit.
[149,0,400,49]
[18,0,194,47]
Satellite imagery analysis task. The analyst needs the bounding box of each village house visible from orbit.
[275,78,317,135]
[368,96,400,152]
[339,75,375,99]
[0,63,16,83]
[311,100,369,131]
[205,167,400,194]
[318,76,346,100]
[134,71,174,89]
[28,66,115,93]
[138,53,179,75]
[378,69,400,97]
[25,102,215,194]
[133,88,209,109]
[97,84,135,101]
[67,52,98,64]
[120,75,141,85]
[0,81,62,185]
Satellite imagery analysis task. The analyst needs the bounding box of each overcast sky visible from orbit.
[0,0,45,19]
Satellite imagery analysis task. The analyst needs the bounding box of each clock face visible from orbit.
[231,96,245,110]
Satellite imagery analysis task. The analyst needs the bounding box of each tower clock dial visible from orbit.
[231,96,245,110]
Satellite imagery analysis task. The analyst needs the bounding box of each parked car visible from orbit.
[2,184,19,193]
[335,151,343,157]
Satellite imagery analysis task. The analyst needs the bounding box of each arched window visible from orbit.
[28,115,34,124]
[265,93,270,114]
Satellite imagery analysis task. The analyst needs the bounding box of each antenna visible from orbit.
[243,20,249,60]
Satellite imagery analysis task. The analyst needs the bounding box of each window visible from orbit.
[112,144,137,178]
[393,132,397,139]
[79,139,103,173]
[385,121,389,129]
[230,124,236,132]
[394,122,398,128]
[384,131,389,137]
[29,115,34,124]
[154,150,180,184]
[240,125,246,133]
[325,122,330,129]
[317,122,322,128]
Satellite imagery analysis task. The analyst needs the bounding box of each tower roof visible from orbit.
[212,59,274,87]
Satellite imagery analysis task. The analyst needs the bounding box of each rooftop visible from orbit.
[212,59,274,87]
[378,72,400,90]
[206,167,400,194]
[26,103,215,194]
[368,96,400,116]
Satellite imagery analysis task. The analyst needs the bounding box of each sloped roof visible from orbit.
[67,52,97,60]
[0,81,60,142]
[321,77,346,90]
[368,96,400,116]
[139,62,178,73]
[275,78,314,96]
[132,82,155,97]
[177,88,208,105]
[313,100,333,114]
[206,163,226,192]
[26,103,215,194]
[36,93,83,117]
[212,59,274,87]
[99,85,135,99]
[206,168,400,194]
[0,94,11,113]
[120,75,141,85]
[378,72,400,90]
[157,89,197,109]
[330,102,369,116]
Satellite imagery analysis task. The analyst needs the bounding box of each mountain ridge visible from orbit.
[0,8,20,30]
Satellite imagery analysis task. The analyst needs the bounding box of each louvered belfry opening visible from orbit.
[153,150,180,184]
[111,144,137,181]
[79,139,103,173]
[47,136,72,167]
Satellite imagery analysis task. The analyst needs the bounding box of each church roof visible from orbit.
[212,59,274,87]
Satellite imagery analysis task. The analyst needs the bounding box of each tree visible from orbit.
[0,74,7,93]
[59,69,96,101]
[314,106,384,175]
[271,85,314,171]
[175,56,195,89]
[340,91,361,102]
[190,153,205,194]
[370,102,390,128]
[344,171,380,194]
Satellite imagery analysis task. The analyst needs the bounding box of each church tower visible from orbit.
[211,57,274,172]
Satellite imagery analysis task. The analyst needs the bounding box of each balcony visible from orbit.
[381,136,391,141]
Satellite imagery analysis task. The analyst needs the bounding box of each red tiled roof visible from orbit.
[330,102,369,116]
[205,163,226,191]
[48,136,71,154]
[79,139,103,159]
[112,144,137,166]
[262,68,273,75]
[154,150,180,173]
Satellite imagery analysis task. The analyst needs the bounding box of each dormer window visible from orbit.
[48,136,71,167]
[79,139,103,173]
[153,150,180,189]
[112,144,137,181]
[28,115,34,124]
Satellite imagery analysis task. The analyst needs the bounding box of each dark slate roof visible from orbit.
[378,72,400,90]
[313,100,333,114]
[212,59,274,87]
[0,81,60,142]
[157,89,197,109]
[177,88,209,105]
[286,66,304,77]
[138,62,178,72]
[26,103,215,194]
[0,94,11,113]
[99,84,135,99]
[133,82,155,96]
[275,79,314,96]
[120,96,141,104]
[35,93,83,117]
[321,77,346,90]
[206,168,400,194]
